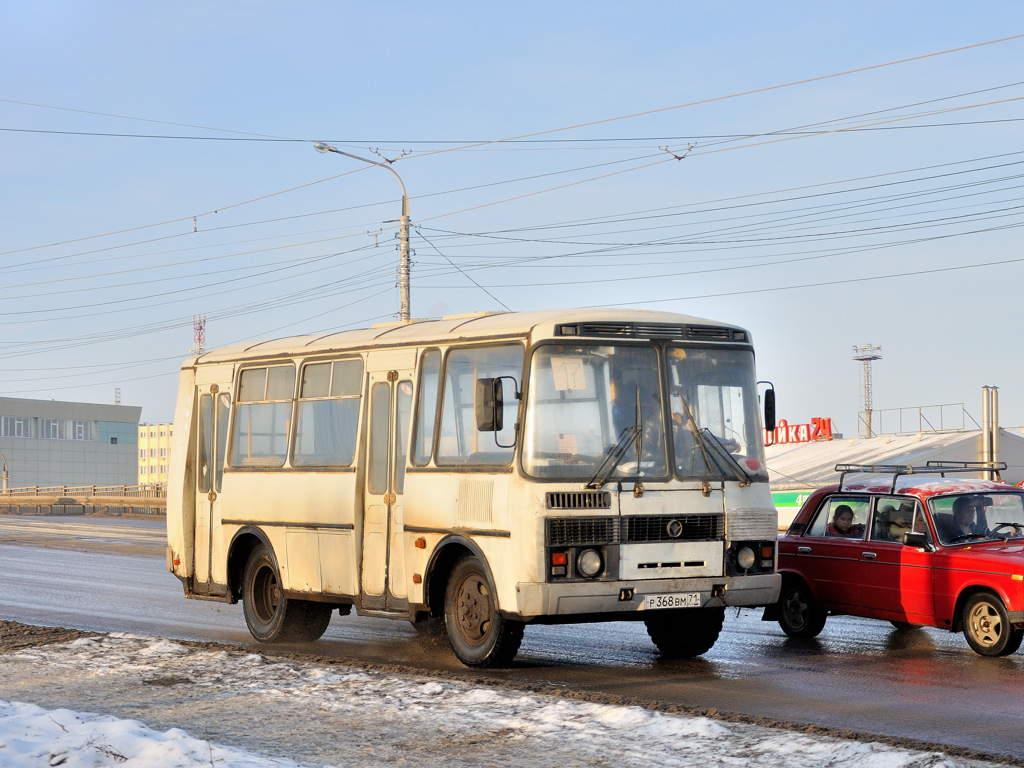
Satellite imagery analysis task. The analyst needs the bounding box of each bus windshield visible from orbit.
[522,344,666,481]
[522,343,766,483]
[666,346,767,482]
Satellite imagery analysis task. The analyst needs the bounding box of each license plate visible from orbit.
[642,592,701,610]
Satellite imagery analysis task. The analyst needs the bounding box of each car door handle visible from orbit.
[861,551,877,560]
[797,546,812,554]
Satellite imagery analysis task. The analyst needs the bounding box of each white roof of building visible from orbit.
[766,428,1024,489]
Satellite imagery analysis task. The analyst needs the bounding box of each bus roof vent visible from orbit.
[687,325,741,341]
[546,491,612,510]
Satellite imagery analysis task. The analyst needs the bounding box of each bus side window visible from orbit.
[293,358,362,467]
[197,394,213,493]
[215,392,230,492]
[395,380,413,493]
[412,349,440,466]
[437,344,523,465]
[230,364,295,468]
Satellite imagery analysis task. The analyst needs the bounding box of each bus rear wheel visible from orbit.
[443,555,523,667]
[644,607,724,658]
[242,544,332,644]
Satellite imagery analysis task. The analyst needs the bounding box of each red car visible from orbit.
[767,462,1024,656]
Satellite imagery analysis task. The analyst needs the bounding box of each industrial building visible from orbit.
[0,396,141,488]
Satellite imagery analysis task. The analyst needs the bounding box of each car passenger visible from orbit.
[826,504,865,538]
[887,504,915,541]
[874,504,895,540]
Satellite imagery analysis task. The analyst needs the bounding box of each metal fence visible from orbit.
[856,404,977,437]
[0,484,166,499]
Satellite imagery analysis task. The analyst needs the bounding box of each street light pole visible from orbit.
[0,450,9,490]
[314,142,411,321]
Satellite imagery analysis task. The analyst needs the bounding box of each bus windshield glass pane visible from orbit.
[665,346,767,481]
[522,344,667,480]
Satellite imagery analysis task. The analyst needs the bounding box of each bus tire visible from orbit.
[644,607,724,658]
[962,593,1023,657]
[242,544,332,643]
[443,555,524,667]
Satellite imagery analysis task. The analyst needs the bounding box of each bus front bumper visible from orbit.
[513,573,781,620]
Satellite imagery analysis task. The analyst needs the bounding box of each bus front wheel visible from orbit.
[242,544,332,644]
[644,607,724,658]
[443,555,524,667]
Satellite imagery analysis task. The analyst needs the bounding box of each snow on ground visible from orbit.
[0,632,1010,768]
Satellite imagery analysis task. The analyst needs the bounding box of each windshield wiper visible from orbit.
[587,385,643,490]
[676,393,749,484]
[698,428,752,486]
[585,425,640,490]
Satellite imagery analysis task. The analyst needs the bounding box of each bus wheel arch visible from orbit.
[443,552,524,667]
[423,536,488,620]
[423,536,524,667]
[231,530,332,644]
[227,527,273,603]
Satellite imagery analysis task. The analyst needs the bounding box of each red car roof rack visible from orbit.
[835,461,1007,494]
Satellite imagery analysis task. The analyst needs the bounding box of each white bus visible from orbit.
[166,308,780,667]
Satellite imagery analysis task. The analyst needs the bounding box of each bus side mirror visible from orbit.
[763,388,776,433]
[475,378,503,432]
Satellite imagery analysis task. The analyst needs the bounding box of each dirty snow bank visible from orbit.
[0,633,1009,768]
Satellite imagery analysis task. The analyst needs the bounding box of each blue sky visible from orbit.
[2,2,1023,431]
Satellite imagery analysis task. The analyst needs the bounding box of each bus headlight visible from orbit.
[736,546,756,571]
[577,548,603,578]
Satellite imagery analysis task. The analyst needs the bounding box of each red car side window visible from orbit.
[807,497,869,539]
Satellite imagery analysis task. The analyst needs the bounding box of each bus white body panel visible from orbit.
[165,308,781,666]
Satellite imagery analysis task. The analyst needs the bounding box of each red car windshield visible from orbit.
[930,492,1024,546]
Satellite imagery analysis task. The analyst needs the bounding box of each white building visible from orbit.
[138,422,173,485]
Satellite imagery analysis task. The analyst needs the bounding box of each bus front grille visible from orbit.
[546,514,723,546]
[622,514,722,542]
[545,491,612,510]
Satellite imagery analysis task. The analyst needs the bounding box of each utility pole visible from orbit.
[314,142,411,321]
[852,344,883,437]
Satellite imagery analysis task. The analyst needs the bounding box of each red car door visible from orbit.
[856,498,936,624]
[787,495,870,611]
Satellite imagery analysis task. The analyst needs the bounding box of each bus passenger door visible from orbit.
[193,383,231,595]
[362,360,414,612]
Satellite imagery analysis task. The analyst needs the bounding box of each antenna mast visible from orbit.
[192,315,207,355]
[852,344,883,437]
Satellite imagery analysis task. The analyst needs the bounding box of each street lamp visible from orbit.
[0,450,9,490]
[314,142,411,321]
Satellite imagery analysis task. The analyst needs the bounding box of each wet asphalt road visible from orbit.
[1,514,1022,760]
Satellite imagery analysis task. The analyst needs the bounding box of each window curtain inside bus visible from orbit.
[293,359,363,467]
[230,365,295,468]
